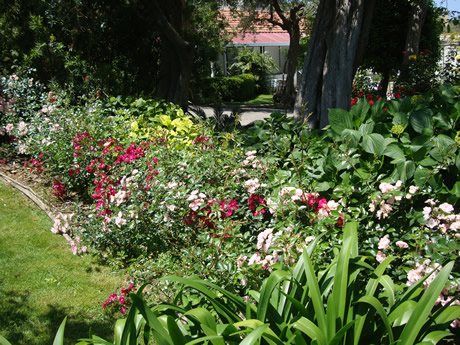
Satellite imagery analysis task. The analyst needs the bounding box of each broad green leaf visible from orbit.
[433,134,456,154]
[327,222,357,339]
[185,335,225,345]
[53,317,67,345]
[449,181,460,197]
[414,166,431,186]
[361,133,386,156]
[358,123,374,135]
[342,129,362,147]
[234,320,282,345]
[292,317,327,345]
[398,262,454,345]
[329,108,354,134]
[379,275,396,307]
[384,144,405,160]
[396,159,416,182]
[130,294,173,345]
[327,320,356,345]
[410,110,432,134]
[393,112,409,127]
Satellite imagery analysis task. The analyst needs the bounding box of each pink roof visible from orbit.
[231,32,290,46]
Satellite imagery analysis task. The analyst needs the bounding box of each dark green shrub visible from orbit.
[199,74,256,103]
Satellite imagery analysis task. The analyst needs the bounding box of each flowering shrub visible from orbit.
[102,283,136,316]
[1,74,459,319]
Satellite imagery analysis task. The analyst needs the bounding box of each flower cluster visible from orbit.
[102,283,136,315]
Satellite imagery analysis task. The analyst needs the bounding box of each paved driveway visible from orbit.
[196,106,294,126]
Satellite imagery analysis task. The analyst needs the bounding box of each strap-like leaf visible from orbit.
[419,330,453,344]
[398,261,454,345]
[356,296,394,344]
[292,317,327,345]
[53,316,67,345]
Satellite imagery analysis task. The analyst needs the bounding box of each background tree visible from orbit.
[235,1,317,107]
[294,0,376,129]
[359,0,443,95]
[0,0,228,108]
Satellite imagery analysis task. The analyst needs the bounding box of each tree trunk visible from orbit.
[280,22,300,107]
[402,0,429,65]
[152,0,193,111]
[294,0,375,129]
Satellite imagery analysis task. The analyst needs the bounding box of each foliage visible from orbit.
[230,47,279,93]
[200,74,257,103]
[35,222,460,345]
[1,74,459,338]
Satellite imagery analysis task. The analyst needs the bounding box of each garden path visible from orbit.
[200,106,294,126]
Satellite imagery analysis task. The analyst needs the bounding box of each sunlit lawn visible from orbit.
[0,181,123,345]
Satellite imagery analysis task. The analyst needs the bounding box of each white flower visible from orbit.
[379,182,395,194]
[439,202,454,214]
[409,185,419,194]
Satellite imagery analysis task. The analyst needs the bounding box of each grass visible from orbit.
[224,94,274,106]
[0,181,123,345]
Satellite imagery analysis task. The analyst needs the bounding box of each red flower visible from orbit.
[369,100,374,105]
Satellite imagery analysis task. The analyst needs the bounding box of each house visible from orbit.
[217,9,292,80]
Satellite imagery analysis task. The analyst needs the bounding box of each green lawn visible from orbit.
[224,94,274,106]
[0,181,122,345]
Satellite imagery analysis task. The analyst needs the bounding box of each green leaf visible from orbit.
[53,317,67,345]
[292,317,327,345]
[185,308,217,333]
[434,305,460,324]
[361,133,386,156]
[358,123,374,135]
[414,166,431,186]
[384,144,405,160]
[388,300,417,326]
[0,335,12,345]
[114,319,126,345]
[396,159,416,182]
[166,315,186,345]
[419,330,453,344]
[240,324,269,345]
[449,181,460,197]
[342,129,362,147]
[410,110,432,134]
[398,262,454,345]
[301,250,327,332]
[356,296,394,344]
[329,108,354,135]
[393,112,409,127]
[257,270,290,321]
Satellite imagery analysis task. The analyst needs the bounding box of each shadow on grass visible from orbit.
[0,286,115,345]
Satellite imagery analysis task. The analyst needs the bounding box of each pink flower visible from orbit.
[376,251,387,263]
[379,182,395,194]
[396,241,409,249]
[378,235,390,250]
